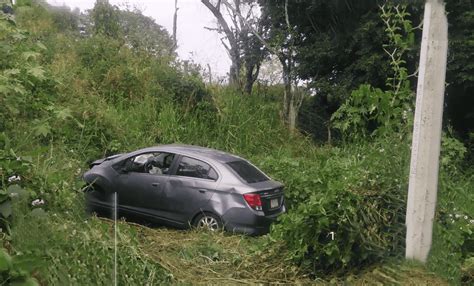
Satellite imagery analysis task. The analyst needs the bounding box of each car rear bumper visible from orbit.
[221,204,286,235]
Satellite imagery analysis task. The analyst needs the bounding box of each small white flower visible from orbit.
[469,219,474,225]
[31,199,45,206]
[379,148,385,153]
[455,214,462,219]
[7,175,21,182]
[464,216,468,220]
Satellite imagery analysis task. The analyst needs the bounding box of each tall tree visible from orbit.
[90,0,120,38]
[201,0,264,94]
[171,0,178,53]
[226,0,304,131]
[260,0,424,138]
[118,8,175,58]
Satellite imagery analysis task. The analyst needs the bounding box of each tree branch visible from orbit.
[221,0,280,57]
[201,0,238,51]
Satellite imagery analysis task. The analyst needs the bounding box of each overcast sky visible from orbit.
[47,0,231,77]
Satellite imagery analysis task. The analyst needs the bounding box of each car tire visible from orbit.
[193,213,223,232]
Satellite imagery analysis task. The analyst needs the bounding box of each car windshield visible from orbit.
[227,160,268,183]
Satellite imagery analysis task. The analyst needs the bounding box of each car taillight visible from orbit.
[243,193,262,211]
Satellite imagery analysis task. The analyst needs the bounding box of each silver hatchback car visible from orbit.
[83,144,286,235]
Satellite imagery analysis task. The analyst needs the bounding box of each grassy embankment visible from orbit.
[0,3,472,285]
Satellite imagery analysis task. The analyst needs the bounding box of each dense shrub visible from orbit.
[262,138,409,275]
[272,189,405,275]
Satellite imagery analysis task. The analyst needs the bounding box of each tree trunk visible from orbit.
[201,0,241,88]
[280,58,295,129]
[243,59,260,94]
[229,51,241,87]
[288,94,297,132]
[172,0,178,52]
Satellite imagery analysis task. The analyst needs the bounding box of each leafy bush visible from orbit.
[272,189,405,275]
[440,133,467,175]
[0,140,34,232]
[0,10,55,132]
[428,167,474,283]
[266,138,409,275]
[331,84,412,139]
[0,248,40,285]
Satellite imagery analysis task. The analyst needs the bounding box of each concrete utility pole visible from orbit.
[406,0,448,263]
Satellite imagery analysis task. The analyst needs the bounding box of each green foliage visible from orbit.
[0,143,33,232]
[331,84,411,139]
[0,248,40,286]
[428,168,474,284]
[0,8,55,132]
[10,198,170,284]
[118,8,175,57]
[265,137,409,275]
[461,256,474,284]
[272,189,404,275]
[90,0,120,38]
[380,3,416,94]
[440,133,467,175]
[331,3,416,140]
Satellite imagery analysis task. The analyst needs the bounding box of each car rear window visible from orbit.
[227,160,268,183]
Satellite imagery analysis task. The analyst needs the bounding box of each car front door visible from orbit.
[115,152,176,220]
[162,155,219,223]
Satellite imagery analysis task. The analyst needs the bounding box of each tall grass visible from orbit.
[10,197,169,285]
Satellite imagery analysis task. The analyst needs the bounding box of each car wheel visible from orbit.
[194,213,222,231]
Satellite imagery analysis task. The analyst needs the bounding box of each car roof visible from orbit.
[149,144,243,163]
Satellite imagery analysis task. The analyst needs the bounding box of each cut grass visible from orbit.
[132,222,311,284]
[105,219,448,285]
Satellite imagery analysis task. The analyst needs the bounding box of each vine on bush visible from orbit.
[331,3,416,139]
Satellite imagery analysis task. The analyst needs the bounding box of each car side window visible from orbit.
[176,156,218,180]
[124,152,175,175]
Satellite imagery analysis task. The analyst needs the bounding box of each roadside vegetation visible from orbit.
[0,0,472,285]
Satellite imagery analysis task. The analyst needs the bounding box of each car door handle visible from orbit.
[151,183,160,187]
[198,189,207,193]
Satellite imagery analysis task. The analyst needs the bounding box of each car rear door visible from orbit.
[161,155,219,223]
